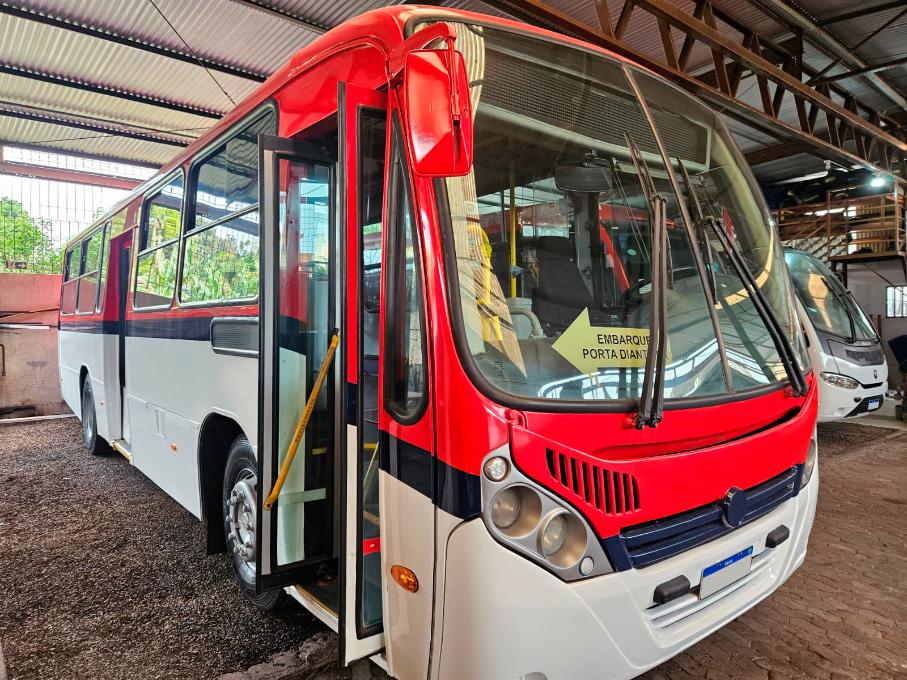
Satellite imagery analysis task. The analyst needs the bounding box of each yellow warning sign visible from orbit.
[552,309,668,375]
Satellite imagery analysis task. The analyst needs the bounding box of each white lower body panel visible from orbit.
[435,473,818,680]
[817,381,885,422]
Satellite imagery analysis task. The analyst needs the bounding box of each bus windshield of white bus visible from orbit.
[439,23,806,405]
[785,248,877,342]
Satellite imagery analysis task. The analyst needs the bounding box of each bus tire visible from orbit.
[222,435,287,611]
[80,380,108,456]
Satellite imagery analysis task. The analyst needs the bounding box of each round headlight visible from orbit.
[490,488,522,529]
[483,456,510,482]
[539,513,568,557]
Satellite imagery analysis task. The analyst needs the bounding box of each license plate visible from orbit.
[699,546,753,599]
[867,397,881,411]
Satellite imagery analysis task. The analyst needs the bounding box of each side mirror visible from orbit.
[555,162,612,193]
[403,48,473,177]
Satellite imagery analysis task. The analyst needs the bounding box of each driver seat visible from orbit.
[533,236,595,335]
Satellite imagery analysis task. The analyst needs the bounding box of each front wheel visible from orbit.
[81,379,108,456]
[222,435,287,610]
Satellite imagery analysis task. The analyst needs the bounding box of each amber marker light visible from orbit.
[391,565,419,593]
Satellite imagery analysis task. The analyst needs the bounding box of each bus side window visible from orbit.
[181,109,277,304]
[96,221,111,313]
[357,106,387,635]
[61,246,79,315]
[383,121,427,420]
[135,173,184,310]
[76,226,104,314]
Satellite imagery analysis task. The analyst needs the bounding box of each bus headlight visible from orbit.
[481,449,613,581]
[490,488,522,529]
[538,511,587,568]
[490,485,542,536]
[801,436,817,489]
[820,372,858,389]
[539,513,567,556]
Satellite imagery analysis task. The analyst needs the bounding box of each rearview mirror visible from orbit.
[555,162,612,193]
[403,48,473,177]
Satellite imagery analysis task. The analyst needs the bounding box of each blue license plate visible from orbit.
[867,397,881,411]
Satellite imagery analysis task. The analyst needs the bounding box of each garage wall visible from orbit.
[0,272,68,417]
[847,263,907,390]
[0,325,67,417]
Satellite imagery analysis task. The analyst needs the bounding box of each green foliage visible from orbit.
[147,204,181,246]
[135,242,179,307]
[181,224,259,303]
[0,197,62,273]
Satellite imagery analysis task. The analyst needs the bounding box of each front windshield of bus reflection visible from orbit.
[441,24,799,403]
[785,249,877,341]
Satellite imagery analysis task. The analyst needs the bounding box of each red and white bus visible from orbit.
[59,6,818,679]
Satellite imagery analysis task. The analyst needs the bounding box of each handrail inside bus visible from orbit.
[263,330,340,511]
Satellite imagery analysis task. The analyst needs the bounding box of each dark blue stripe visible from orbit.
[61,316,228,341]
[126,316,212,340]
[378,431,481,519]
[60,319,118,334]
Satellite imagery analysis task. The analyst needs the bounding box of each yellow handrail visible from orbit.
[263,330,340,511]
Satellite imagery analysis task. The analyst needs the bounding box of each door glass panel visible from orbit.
[357,109,386,633]
[275,158,334,566]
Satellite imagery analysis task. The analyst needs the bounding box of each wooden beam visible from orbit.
[744,141,812,165]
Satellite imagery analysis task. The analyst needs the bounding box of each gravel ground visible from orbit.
[815,420,896,457]
[0,418,316,680]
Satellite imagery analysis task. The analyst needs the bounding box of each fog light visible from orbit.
[579,556,594,576]
[820,372,858,389]
[539,513,568,557]
[490,488,522,529]
[483,456,510,482]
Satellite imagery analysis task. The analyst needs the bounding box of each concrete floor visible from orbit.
[851,395,907,431]
[0,418,905,680]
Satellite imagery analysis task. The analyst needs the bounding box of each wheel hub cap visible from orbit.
[227,475,257,565]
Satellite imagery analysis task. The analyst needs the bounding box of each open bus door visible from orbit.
[106,228,132,445]
[257,131,342,626]
[256,82,387,667]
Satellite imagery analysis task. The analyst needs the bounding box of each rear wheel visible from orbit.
[222,435,287,610]
[81,379,108,456]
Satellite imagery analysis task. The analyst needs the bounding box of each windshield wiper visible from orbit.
[676,161,807,397]
[625,132,667,429]
[676,161,718,301]
[821,276,856,343]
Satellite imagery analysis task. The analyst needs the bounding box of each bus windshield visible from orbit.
[784,248,877,342]
[439,23,806,405]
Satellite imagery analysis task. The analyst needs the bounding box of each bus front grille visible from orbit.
[611,465,801,569]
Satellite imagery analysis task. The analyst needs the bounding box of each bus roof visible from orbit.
[63,4,638,251]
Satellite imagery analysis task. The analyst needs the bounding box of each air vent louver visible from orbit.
[546,448,640,515]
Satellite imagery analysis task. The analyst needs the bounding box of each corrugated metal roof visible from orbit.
[0,0,904,182]
[0,71,213,138]
[17,0,319,75]
[0,116,179,166]
[0,11,257,112]
[773,0,907,115]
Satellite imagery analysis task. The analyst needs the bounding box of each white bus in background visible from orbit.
[784,247,887,422]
